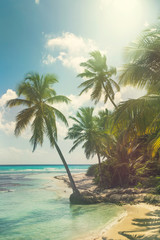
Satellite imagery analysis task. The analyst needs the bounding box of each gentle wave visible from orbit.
[0,167,88,174]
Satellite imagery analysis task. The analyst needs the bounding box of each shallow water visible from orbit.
[0,165,124,240]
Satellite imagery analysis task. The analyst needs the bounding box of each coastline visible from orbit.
[55,173,160,240]
[96,203,160,240]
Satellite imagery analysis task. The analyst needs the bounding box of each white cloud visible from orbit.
[35,0,39,4]
[0,90,35,139]
[42,54,56,65]
[43,32,104,72]
[0,90,17,135]
[0,89,17,107]
[0,90,32,138]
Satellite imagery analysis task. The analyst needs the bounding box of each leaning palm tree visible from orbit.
[6,72,80,195]
[77,51,119,108]
[66,107,106,185]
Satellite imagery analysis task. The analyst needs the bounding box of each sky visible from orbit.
[0,0,160,165]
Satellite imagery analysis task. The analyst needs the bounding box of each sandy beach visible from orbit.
[55,173,160,240]
[96,203,160,240]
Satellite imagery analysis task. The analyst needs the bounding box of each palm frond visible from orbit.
[52,108,68,126]
[46,95,70,105]
[77,70,95,78]
[43,74,58,86]
[45,104,68,127]
[112,95,160,135]
[17,82,39,102]
[69,137,86,153]
[109,79,120,92]
[41,74,58,99]
[15,106,36,136]
[30,112,44,151]
[91,79,103,103]
[69,116,83,126]
[44,116,57,148]
[6,99,32,108]
[150,133,160,157]
[119,63,154,88]
[120,23,160,89]
[79,84,93,95]
[78,78,95,89]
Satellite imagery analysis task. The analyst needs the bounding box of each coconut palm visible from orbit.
[114,19,160,157]
[6,72,80,195]
[65,107,106,184]
[119,20,160,91]
[112,93,160,157]
[78,51,119,108]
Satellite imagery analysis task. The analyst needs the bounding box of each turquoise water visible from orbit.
[0,165,124,240]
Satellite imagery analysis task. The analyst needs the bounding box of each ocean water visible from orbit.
[0,165,124,240]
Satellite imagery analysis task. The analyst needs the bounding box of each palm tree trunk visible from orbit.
[97,152,103,185]
[102,82,117,108]
[107,94,117,109]
[54,140,81,195]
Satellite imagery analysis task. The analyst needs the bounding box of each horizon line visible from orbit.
[0,164,92,166]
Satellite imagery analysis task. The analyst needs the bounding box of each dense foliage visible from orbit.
[74,20,160,190]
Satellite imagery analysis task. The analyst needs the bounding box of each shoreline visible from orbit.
[96,203,160,240]
[55,173,160,240]
[75,203,160,240]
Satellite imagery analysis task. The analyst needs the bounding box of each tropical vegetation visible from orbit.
[70,20,160,190]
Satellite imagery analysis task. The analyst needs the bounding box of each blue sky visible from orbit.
[0,0,160,165]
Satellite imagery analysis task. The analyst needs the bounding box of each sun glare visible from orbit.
[102,0,143,35]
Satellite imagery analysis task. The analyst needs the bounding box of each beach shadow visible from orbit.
[119,209,160,240]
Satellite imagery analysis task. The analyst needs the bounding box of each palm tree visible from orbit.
[77,51,119,108]
[112,95,160,157]
[116,19,160,157]
[6,72,80,195]
[119,20,160,91]
[65,107,106,185]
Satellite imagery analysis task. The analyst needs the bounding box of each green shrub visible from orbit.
[87,162,160,189]
[86,164,98,176]
[87,160,130,188]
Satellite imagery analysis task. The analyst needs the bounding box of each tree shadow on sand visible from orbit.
[119,210,160,240]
